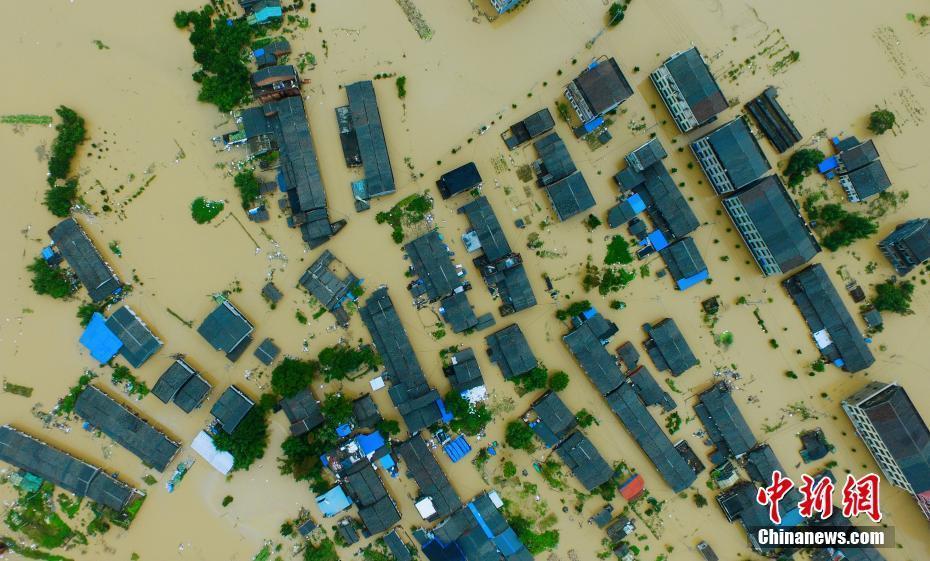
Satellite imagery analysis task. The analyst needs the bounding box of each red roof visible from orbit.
[619,474,645,500]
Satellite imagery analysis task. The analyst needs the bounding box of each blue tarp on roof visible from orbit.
[276,170,288,191]
[581,307,598,320]
[79,313,123,363]
[252,6,282,22]
[647,229,669,251]
[818,156,838,174]
[467,502,496,539]
[583,116,605,133]
[41,246,55,260]
[493,528,524,556]
[316,485,352,517]
[676,269,709,290]
[358,432,385,456]
[253,47,266,56]
[443,436,472,463]
[780,506,804,528]
[379,454,397,476]
[628,193,646,214]
[437,398,454,423]
[336,423,353,437]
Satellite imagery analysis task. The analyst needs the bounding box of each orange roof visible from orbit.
[619,474,645,500]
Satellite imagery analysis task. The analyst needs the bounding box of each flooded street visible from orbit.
[1,0,929,560]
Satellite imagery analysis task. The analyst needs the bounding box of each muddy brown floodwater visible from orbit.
[2,0,929,560]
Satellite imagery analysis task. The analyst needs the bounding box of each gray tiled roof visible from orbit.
[254,338,280,365]
[643,318,698,376]
[384,530,412,561]
[360,288,442,433]
[695,382,757,459]
[845,160,891,200]
[723,175,820,273]
[531,391,577,447]
[299,250,357,312]
[396,434,462,519]
[197,300,254,359]
[280,388,324,436]
[544,171,596,221]
[606,383,697,492]
[405,230,461,301]
[460,196,512,261]
[627,365,676,412]
[485,324,537,379]
[533,133,577,185]
[437,162,482,199]
[745,86,802,154]
[105,306,161,368]
[440,291,479,333]
[743,444,784,485]
[507,108,555,147]
[0,425,137,511]
[210,385,255,433]
[447,348,484,394]
[48,218,120,302]
[571,57,634,116]
[659,237,707,282]
[783,264,874,373]
[344,461,400,534]
[352,394,382,429]
[555,431,614,491]
[619,155,700,240]
[661,47,728,124]
[346,81,395,198]
[564,316,624,395]
[850,383,930,496]
[879,218,930,275]
[152,359,211,413]
[74,386,180,472]
[839,139,880,171]
[695,117,771,191]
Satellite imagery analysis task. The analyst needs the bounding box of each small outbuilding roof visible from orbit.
[210,385,256,433]
[437,162,482,199]
[198,299,254,361]
[439,291,479,334]
[643,318,698,376]
[405,230,461,301]
[104,306,162,368]
[281,388,324,436]
[563,313,624,395]
[544,171,596,221]
[446,348,484,394]
[152,359,211,413]
[254,338,280,365]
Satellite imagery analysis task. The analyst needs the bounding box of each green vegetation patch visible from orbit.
[110,365,150,399]
[375,192,432,243]
[213,404,271,471]
[804,199,878,251]
[604,235,633,265]
[28,258,74,300]
[174,6,254,112]
[44,179,79,218]
[234,170,261,209]
[873,279,914,315]
[445,392,492,436]
[784,148,824,187]
[47,106,86,187]
[318,344,380,381]
[271,358,319,398]
[1,114,53,125]
[303,537,338,561]
[191,196,225,223]
[868,109,895,135]
[504,420,535,451]
[5,483,75,549]
[555,300,592,321]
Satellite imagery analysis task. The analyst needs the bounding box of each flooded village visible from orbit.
[2,1,930,561]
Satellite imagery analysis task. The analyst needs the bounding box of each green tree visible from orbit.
[191,196,224,224]
[44,179,78,217]
[584,213,602,231]
[555,300,592,321]
[512,365,548,394]
[604,236,633,265]
[575,409,595,428]
[304,538,339,561]
[318,344,380,381]
[784,148,825,187]
[445,392,492,436]
[47,106,86,186]
[271,358,319,398]
[868,109,896,135]
[280,522,294,537]
[234,170,261,209]
[607,2,625,26]
[377,419,401,436]
[508,514,560,554]
[873,280,914,315]
[212,407,270,471]
[505,420,535,451]
[548,371,569,392]
[77,301,101,327]
[395,76,407,99]
[503,460,517,478]
[27,257,74,299]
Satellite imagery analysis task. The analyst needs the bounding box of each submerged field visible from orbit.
[1,0,929,560]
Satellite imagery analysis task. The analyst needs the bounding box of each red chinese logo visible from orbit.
[756,470,794,525]
[798,473,834,519]
[756,471,882,525]
[841,473,882,523]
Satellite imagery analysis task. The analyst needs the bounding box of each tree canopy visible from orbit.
[784,148,824,187]
[873,280,914,315]
[44,179,78,217]
[548,371,569,392]
[505,420,535,451]
[318,344,380,381]
[445,392,492,436]
[27,258,74,299]
[47,106,86,187]
[212,406,270,471]
[271,358,319,398]
[868,109,896,135]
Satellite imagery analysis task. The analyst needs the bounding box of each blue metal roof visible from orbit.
[628,193,646,213]
[316,485,352,517]
[79,313,122,363]
[648,229,669,251]
[676,269,709,290]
